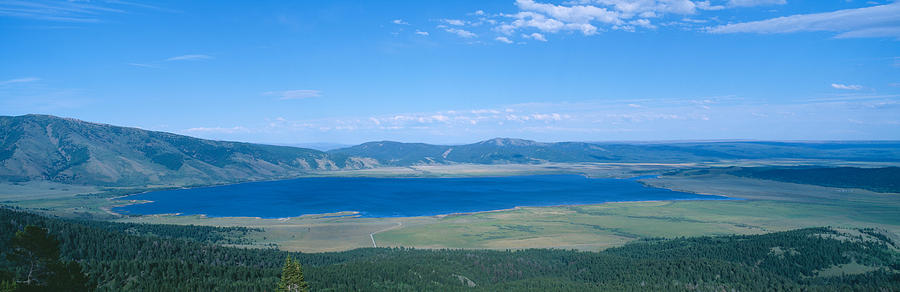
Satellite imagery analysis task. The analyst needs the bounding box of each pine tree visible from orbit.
[277,256,309,292]
[8,225,60,286]
[6,225,93,291]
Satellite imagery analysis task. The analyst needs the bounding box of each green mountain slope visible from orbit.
[0,115,376,186]
[3,115,899,186]
[330,137,900,166]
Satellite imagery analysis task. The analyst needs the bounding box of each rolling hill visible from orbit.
[2,114,899,186]
[329,138,900,165]
[0,114,376,186]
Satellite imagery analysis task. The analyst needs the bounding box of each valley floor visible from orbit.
[2,161,899,252]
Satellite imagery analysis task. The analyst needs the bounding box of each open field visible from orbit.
[0,181,99,201]
[311,162,693,178]
[111,171,900,252]
[376,198,900,250]
[113,211,437,252]
[2,162,899,252]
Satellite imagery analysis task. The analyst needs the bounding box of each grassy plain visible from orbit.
[2,162,899,252]
[111,166,900,252]
[114,211,435,252]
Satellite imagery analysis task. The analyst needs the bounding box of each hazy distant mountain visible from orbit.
[0,115,376,186]
[2,115,899,186]
[275,143,352,151]
[327,138,705,165]
[330,138,900,165]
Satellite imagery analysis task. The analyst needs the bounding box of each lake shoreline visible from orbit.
[112,174,733,220]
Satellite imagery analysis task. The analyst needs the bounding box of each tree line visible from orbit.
[0,207,897,291]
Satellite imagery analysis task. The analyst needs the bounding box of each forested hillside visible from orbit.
[330,138,900,166]
[3,115,899,188]
[0,207,897,291]
[0,115,376,186]
[732,166,900,193]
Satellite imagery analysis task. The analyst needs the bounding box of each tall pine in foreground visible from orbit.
[6,225,92,291]
[277,257,309,292]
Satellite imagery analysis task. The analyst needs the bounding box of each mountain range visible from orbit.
[0,115,374,186]
[2,114,899,186]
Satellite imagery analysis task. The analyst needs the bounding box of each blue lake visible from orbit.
[114,175,732,218]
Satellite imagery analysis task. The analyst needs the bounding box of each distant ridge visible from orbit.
[2,114,900,186]
[274,142,352,151]
[328,137,900,166]
[0,114,376,186]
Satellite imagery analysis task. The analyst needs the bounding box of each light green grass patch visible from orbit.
[815,262,884,277]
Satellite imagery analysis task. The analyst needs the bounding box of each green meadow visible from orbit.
[3,163,898,252]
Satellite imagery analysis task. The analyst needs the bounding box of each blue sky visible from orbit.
[1,0,899,144]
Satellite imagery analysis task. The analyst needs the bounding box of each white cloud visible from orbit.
[187,96,900,142]
[831,83,863,90]
[495,36,514,43]
[580,0,699,17]
[443,19,466,26]
[498,11,598,35]
[127,63,160,68]
[695,1,725,11]
[522,32,547,41]
[493,0,707,37]
[166,54,214,61]
[707,3,900,39]
[629,18,655,28]
[0,0,137,23]
[417,0,900,43]
[392,19,409,25]
[531,113,564,121]
[264,90,322,100]
[681,18,708,23]
[0,77,39,85]
[415,30,430,36]
[425,0,899,43]
[835,26,900,39]
[726,0,786,7]
[444,27,477,38]
[516,0,620,24]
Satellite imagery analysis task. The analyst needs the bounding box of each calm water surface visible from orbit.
[114,175,731,218]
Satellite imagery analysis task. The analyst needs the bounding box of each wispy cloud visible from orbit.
[0,77,40,85]
[263,90,322,100]
[174,94,900,143]
[707,3,900,39]
[166,54,214,61]
[443,19,466,26]
[726,0,786,8]
[129,54,212,68]
[415,30,429,36]
[522,32,547,42]
[444,27,477,38]
[831,83,863,90]
[494,0,709,36]
[0,0,167,23]
[414,0,900,44]
[425,0,730,43]
[495,36,513,43]
[127,63,161,68]
[392,19,408,25]
[0,0,117,22]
